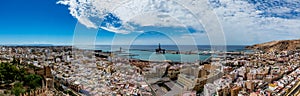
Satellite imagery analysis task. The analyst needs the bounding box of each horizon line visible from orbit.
[0,44,251,46]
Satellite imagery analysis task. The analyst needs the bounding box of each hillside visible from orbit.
[245,39,300,52]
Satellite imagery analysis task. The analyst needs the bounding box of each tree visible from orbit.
[11,56,18,65]
[11,82,25,96]
[0,62,19,82]
[24,74,43,90]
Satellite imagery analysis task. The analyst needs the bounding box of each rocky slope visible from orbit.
[246,39,300,52]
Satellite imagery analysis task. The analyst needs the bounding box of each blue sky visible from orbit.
[0,0,77,45]
[1,0,300,45]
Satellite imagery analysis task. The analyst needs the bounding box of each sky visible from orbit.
[0,0,300,45]
[0,0,76,45]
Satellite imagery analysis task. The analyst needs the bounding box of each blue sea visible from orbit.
[83,45,247,62]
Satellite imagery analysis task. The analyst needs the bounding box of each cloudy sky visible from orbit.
[0,0,299,45]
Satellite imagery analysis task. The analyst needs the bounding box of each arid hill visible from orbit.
[245,39,300,52]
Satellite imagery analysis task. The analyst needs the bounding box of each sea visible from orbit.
[88,45,248,63]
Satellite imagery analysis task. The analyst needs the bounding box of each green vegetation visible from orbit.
[11,82,25,96]
[0,62,43,96]
[24,74,43,89]
[0,62,26,83]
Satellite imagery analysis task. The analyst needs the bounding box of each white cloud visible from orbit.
[58,0,300,44]
[100,26,130,34]
[57,0,98,28]
[212,0,300,44]
[57,0,206,34]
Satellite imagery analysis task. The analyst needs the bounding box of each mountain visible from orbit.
[245,39,300,52]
